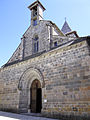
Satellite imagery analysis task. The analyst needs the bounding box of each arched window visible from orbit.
[33,6,37,17]
[33,35,39,53]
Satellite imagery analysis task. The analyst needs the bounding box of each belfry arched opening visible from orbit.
[30,80,42,113]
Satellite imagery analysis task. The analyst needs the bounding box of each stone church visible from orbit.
[0,0,90,119]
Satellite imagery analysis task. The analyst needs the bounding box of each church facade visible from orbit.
[0,1,90,119]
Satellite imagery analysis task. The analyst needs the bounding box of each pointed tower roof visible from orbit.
[61,20,72,34]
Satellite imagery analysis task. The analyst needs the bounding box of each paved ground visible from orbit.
[0,111,59,120]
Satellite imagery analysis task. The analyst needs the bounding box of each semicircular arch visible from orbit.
[18,67,45,90]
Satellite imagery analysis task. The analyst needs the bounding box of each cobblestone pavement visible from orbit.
[0,111,59,120]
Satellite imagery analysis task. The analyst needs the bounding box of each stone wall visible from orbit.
[7,20,51,64]
[51,35,74,48]
[7,43,22,64]
[42,40,90,119]
[6,20,67,65]
[0,40,90,119]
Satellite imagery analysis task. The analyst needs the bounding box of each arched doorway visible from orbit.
[30,80,42,113]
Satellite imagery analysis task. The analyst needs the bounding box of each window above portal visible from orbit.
[34,42,39,53]
[33,35,39,53]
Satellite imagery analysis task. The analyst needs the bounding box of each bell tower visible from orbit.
[28,0,46,26]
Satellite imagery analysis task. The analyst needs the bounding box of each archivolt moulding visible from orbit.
[18,67,45,90]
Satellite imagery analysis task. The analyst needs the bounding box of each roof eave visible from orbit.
[28,1,46,11]
[66,31,79,38]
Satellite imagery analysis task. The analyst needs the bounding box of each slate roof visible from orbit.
[61,20,72,34]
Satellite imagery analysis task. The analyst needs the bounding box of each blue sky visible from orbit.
[0,0,90,67]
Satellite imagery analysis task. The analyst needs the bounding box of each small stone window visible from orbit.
[33,19,37,26]
[54,41,57,47]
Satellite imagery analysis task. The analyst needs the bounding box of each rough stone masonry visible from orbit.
[0,1,90,120]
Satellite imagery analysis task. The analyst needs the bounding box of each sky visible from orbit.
[0,0,90,67]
